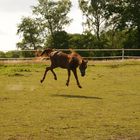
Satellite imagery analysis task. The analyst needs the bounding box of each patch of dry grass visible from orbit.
[0,60,140,140]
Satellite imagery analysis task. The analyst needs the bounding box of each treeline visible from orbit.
[1,0,140,58]
[0,51,35,58]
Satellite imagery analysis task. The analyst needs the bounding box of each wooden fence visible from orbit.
[0,48,140,61]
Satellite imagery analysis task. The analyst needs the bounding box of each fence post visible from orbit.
[122,48,124,60]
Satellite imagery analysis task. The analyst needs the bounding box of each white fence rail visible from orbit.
[0,48,140,61]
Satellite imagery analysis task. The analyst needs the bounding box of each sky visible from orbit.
[0,0,83,51]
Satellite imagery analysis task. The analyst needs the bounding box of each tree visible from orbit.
[101,30,126,49]
[33,0,72,48]
[45,31,69,49]
[105,0,140,48]
[17,17,42,50]
[79,0,106,41]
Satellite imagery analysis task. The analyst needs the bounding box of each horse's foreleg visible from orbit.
[51,69,57,80]
[66,69,71,86]
[72,69,82,88]
[40,67,51,83]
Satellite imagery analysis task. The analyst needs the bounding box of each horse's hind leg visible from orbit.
[51,69,57,80]
[40,67,51,83]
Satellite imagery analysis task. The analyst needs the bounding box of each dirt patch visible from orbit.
[8,73,24,77]
[0,97,9,101]
[6,84,24,91]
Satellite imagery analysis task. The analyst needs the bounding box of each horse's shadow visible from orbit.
[51,94,102,100]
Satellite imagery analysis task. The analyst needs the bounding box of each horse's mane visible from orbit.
[69,48,83,63]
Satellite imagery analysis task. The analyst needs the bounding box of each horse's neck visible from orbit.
[71,52,83,64]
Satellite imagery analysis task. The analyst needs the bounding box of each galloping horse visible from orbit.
[40,48,88,88]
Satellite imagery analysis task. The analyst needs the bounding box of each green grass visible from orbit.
[0,60,140,140]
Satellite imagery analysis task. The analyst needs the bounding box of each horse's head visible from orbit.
[79,59,88,77]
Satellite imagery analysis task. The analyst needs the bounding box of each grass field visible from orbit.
[0,60,140,140]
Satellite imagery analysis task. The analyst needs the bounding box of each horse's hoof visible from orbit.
[40,80,43,83]
[78,85,82,88]
[54,77,57,80]
[66,83,69,86]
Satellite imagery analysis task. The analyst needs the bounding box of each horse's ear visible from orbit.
[83,59,88,64]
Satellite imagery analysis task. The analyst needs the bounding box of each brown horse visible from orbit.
[40,48,88,88]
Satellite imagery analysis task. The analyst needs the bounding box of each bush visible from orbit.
[0,51,5,58]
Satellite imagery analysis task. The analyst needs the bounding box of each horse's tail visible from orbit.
[40,48,53,57]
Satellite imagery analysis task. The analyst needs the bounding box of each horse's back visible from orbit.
[50,51,69,68]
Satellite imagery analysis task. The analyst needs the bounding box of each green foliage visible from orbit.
[33,0,71,32]
[79,0,106,41]
[68,33,95,49]
[17,17,42,50]
[5,51,20,58]
[0,51,5,58]
[33,0,72,47]
[105,0,140,48]
[101,30,126,49]
[123,29,140,49]
[45,31,69,49]
[15,0,140,54]
[0,51,36,59]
